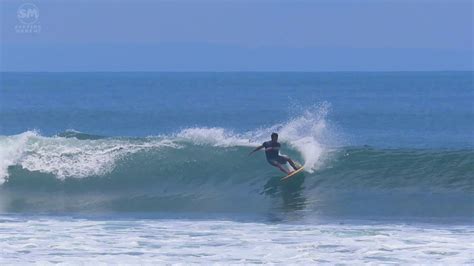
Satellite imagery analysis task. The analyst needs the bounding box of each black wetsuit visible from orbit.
[262,141,288,165]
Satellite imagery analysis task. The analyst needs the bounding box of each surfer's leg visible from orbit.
[281,155,299,171]
[269,160,290,174]
[288,159,299,170]
[275,164,290,174]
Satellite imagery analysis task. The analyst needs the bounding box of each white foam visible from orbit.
[176,127,256,147]
[279,103,330,172]
[0,217,471,264]
[175,104,333,172]
[0,131,37,184]
[0,132,178,182]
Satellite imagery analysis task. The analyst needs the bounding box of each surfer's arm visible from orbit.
[248,145,264,156]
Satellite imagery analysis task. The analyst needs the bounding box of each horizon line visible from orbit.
[1,70,473,73]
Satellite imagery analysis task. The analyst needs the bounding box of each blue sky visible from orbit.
[1,0,472,71]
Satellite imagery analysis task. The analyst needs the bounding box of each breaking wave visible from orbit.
[0,107,472,218]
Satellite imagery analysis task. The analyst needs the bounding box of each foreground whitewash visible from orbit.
[0,216,472,264]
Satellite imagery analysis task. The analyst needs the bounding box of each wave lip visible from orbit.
[175,127,255,147]
[55,129,106,140]
[0,131,179,183]
[0,131,37,184]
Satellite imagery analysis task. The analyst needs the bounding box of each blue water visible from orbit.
[0,72,473,263]
[2,72,473,147]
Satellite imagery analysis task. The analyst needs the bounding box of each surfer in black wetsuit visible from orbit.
[249,133,299,174]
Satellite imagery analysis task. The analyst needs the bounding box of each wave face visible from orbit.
[0,112,473,219]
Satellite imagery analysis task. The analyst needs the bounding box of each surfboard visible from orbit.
[281,166,304,181]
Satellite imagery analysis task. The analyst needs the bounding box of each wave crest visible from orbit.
[0,131,179,183]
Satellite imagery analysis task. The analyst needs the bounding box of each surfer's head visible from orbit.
[271,132,278,142]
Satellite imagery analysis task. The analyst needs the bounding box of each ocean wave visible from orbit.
[1,141,472,217]
[0,105,332,183]
[0,107,472,217]
[2,136,471,191]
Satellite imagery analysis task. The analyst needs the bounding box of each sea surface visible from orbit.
[0,72,473,264]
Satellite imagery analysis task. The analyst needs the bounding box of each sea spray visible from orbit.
[176,127,255,147]
[0,131,35,184]
[279,103,331,172]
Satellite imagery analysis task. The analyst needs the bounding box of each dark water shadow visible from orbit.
[262,173,307,212]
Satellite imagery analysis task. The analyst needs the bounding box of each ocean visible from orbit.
[0,72,473,264]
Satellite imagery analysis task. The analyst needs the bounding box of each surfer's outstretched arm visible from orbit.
[248,145,264,156]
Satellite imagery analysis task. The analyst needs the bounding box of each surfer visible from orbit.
[249,133,299,174]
